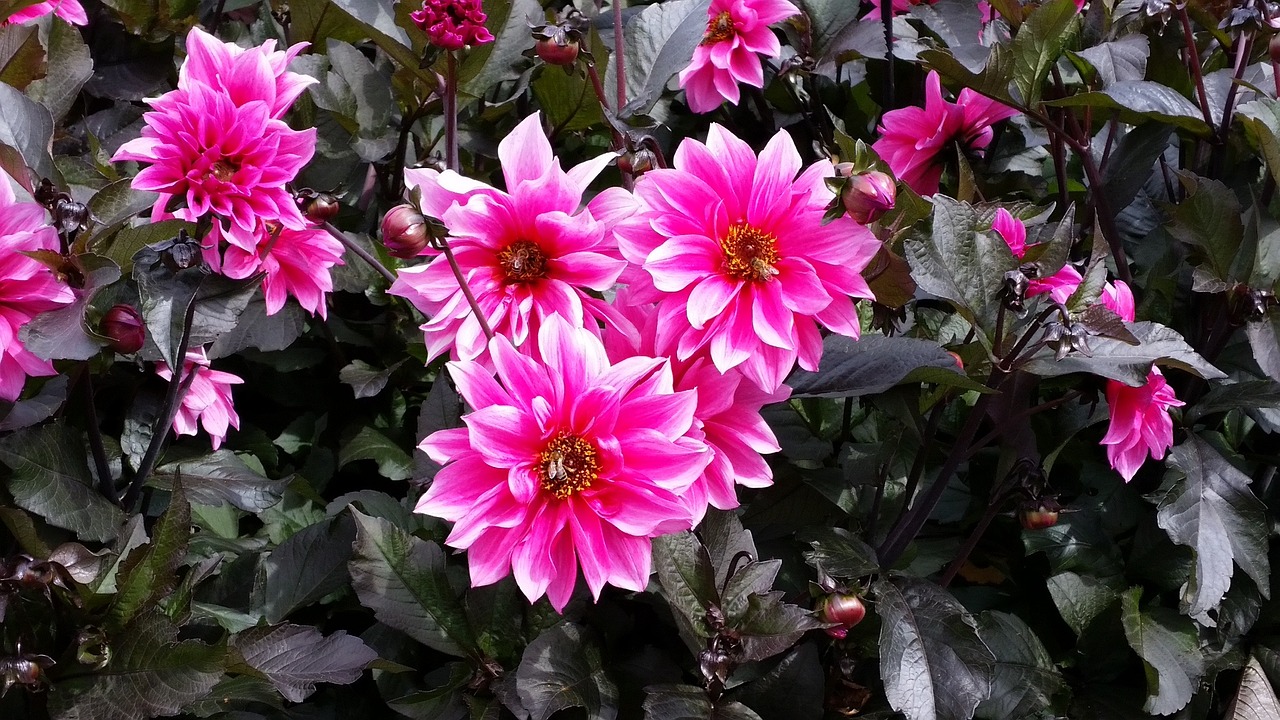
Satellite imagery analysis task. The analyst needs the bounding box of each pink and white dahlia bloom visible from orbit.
[677,0,800,114]
[873,71,1018,195]
[203,220,345,318]
[1096,280,1182,481]
[178,27,315,119]
[3,0,87,25]
[156,348,243,451]
[616,125,879,392]
[391,113,629,366]
[991,208,1083,304]
[0,172,76,402]
[417,314,710,611]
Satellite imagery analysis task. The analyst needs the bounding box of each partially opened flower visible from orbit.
[0,172,76,401]
[873,71,1018,195]
[991,208,1083,304]
[1096,281,1183,481]
[3,0,87,25]
[417,314,710,611]
[390,113,629,366]
[177,26,315,119]
[203,220,345,318]
[155,348,243,451]
[616,125,879,392]
[677,0,800,114]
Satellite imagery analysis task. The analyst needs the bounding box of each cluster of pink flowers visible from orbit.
[411,0,494,51]
[0,170,75,402]
[156,349,243,451]
[677,0,800,114]
[400,114,879,610]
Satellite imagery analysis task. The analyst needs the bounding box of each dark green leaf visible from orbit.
[1011,0,1080,107]
[643,685,764,720]
[920,45,1017,106]
[87,178,159,233]
[183,675,284,717]
[384,662,471,720]
[1165,173,1245,287]
[465,577,526,665]
[515,623,618,720]
[1047,81,1213,136]
[0,371,68,432]
[415,374,461,483]
[1046,571,1125,636]
[734,593,824,663]
[1228,656,1280,720]
[323,40,396,163]
[0,23,45,90]
[208,296,307,357]
[340,359,406,399]
[802,0,863,63]
[1248,314,1280,382]
[1101,124,1172,215]
[651,531,718,650]
[0,79,57,182]
[605,0,711,116]
[1120,587,1205,715]
[152,450,290,512]
[786,334,978,399]
[1021,320,1224,385]
[531,63,606,133]
[99,219,192,272]
[975,611,1065,719]
[20,254,120,361]
[1160,436,1271,618]
[27,17,94,121]
[108,480,190,630]
[0,421,124,542]
[339,426,413,481]
[230,624,378,702]
[261,513,357,623]
[348,510,478,657]
[875,574,996,720]
[1070,35,1148,87]
[699,510,759,590]
[1187,380,1280,423]
[726,644,823,720]
[1238,99,1280,191]
[800,527,880,579]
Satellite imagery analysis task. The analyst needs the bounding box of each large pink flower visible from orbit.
[1097,281,1182,481]
[417,314,710,611]
[203,220,345,318]
[3,0,87,25]
[677,0,799,114]
[390,113,629,366]
[0,172,76,402]
[991,208,1083,303]
[156,348,243,451]
[873,71,1018,195]
[177,27,315,119]
[616,125,879,392]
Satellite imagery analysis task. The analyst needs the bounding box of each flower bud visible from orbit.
[295,188,340,224]
[1018,498,1061,530]
[818,592,866,638]
[536,36,580,66]
[841,171,896,224]
[1270,33,1280,64]
[99,305,145,354]
[617,147,657,176]
[381,204,430,259]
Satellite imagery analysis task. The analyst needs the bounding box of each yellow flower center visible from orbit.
[497,239,549,283]
[538,433,600,499]
[701,11,736,45]
[210,159,239,182]
[720,223,780,282]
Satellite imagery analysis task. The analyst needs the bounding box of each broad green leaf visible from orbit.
[348,510,478,657]
[604,0,711,116]
[384,662,471,720]
[643,685,764,720]
[726,644,823,720]
[1187,380,1280,423]
[98,219,191,272]
[19,254,120,361]
[0,22,45,89]
[801,0,863,62]
[45,611,223,720]
[651,531,718,650]
[288,0,368,48]
[800,526,880,579]
[1047,570,1124,636]
[734,593,824,663]
[261,513,356,623]
[875,574,996,720]
[27,17,94,121]
[151,450,290,512]
[1239,99,1280,192]
[920,45,1017,106]
[340,359,407,399]
[514,623,618,720]
[1229,656,1280,720]
[786,334,982,399]
[1165,173,1245,288]
[108,481,190,630]
[531,63,606,133]
[183,675,284,717]
[1011,0,1080,107]
[0,79,57,182]
[208,296,307,357]
[699,510,758,590]
[1120,587,1204,715]
[0,421,125,542]
[340,426,413,481]
[0,373,67,433]
[1047,81,1213,136]
[86,178,159,233]
[230,624,378,702]
[465,577,526,666]
[1101,124,1172,216]
[975,611,1065,719]
[323,40,396,163]
[1160,436,1271,619]
[1021,321,1224,386]
[1248,314,1280,382]
[415,374,461,483]
[1069,34,1148,88]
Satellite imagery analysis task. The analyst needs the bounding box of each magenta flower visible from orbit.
[155,348,243,451]
[991,208,1083,304]
[873,71,1018,195]
[1096,281,1182,481]
[3,0,87,25]
[676,0,800,114]
[203,220,345,318]
[417,314,710,611]
[0,173,76,401]
[615,125,879,392]
[178,27,315,119]
[411,0,494,50]
[390,113,629,366]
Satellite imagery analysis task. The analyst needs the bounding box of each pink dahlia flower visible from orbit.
[178,27,315,120]
[111,81,316,249]
[411,0,494,50]
[991,208,1083,304]
[3,0,87,25]
[156,348,243,451]
[0,173,76,401]
[676,0,800,114]
[203,220,345,318]
[1097,280,1182,482]
[873,71,1018,195]
[390,113,630,366]
[417,314,710,611]
[615,124,879,392]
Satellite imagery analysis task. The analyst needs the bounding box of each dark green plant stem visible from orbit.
[82,369,114,502]
[865,464,890,543]
[1000,305,1060,371]
[434,234,496,341]
[938,487,1009,587]
[881,0,893,109]
[445,52,459,172]
[1177,6,1214,130]
[837,397,854,451]
[585,61,628,154]
[1049,118,1070,212]
[389,96,433,200]
[965,390,1081,460]
[1212,31,1254,177]
[209,0,227,34]
[613,0,626,109]
[122,301,199,512]
[321,222,398,286]
[894,397,946,530]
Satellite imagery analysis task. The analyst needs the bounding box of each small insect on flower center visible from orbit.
[538,433,600,499]
[720,223,781,282]
[701,11,736,45]
[497,239,550,283]
[209,159,239,182]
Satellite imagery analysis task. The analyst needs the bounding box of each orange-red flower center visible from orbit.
[701,11,736,45]
[538,433,599,499]
[720,223,780,282]
[210,159,239,182]
[497,239,549,283]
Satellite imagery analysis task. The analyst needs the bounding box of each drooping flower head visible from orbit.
[417,314,710,611]
[0,172,76,401]
[177,27,316,119]
[616,124,879,392]
[3,0,87,25]
[873,71,1018,195]
[391,113,630,366]
[411,0,495,50]
[991,208,1084,304]
[677,0,800,114]
[155,348,243,451]
[202,220,345,318]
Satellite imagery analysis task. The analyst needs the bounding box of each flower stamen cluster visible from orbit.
[720,224,780,282]
[539,433,600,499]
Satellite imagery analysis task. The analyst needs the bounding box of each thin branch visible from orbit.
[1177,5,1215,129]
[433,235,495,341]
[82,370,114,503]
[445,52,459,172]
[613,0,626,110]
[322,222,398,286]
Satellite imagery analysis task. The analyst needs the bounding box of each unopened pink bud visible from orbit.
[842,171,896,224]
[100,305,145,354]
[381,205,430,259]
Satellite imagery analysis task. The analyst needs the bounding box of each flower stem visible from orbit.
[434,234,495,342]
[1177,6,1214,130]
[938,487,1008,588]
[322,222,398,286]
[81,369,114,503]
[613,0,626,109]
[445,51,459,172]
[881,0,894,109]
